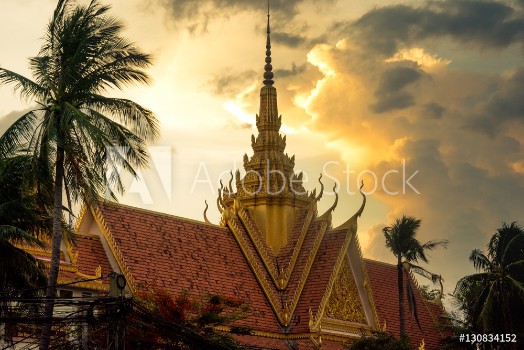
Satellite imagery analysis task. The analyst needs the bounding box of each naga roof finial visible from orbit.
[263,0,274,86]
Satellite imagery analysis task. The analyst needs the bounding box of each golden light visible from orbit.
[385,47,451,70]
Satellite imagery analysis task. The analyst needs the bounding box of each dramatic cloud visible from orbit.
[282,0,524,295]
[370,66,423,113]
[157,0,322,34]
[334,0,524,56]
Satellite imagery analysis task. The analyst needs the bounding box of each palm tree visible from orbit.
[0,1,159,348]
[0,155,49,347]
[383,215,448,338]
[454,222,524,338]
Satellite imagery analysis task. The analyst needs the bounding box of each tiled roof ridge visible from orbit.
[363,257,397,267]
[96,200,223,228]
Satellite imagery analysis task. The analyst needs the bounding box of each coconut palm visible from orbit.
[454,222,524,337]
[0,1,158,348]
[383,215,448,338]
[0,155,49,347]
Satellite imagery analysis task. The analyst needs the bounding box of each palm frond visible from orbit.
[408,263,441,283]
[406,279,423,331]
[0,110,43,157]
[469,249,492,271]
[0,226,46,248]
[0,68,47,101]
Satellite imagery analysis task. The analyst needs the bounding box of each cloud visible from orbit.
[158,0,309,33]
[468,67,524,135]
[370,66,423,113]
[205,69,258,96]
[422,102,445,119]
[272,31,327,48]
[335,0,524,57]
[274,62,307,78]
[285,0,524,296]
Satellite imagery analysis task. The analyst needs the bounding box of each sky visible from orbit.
[1,0,524,309]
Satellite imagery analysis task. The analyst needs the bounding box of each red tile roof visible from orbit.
[23,234,111,287]
[291,229,348,333]
[82,201,447,349]
[71,234,112,278]
[96,201,281,333]
[364,259,447,349]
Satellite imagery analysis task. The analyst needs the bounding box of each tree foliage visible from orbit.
[129,286,250,349]
[346,331,412,350]
[0,1,158,348]
[383,215,448,337]
[453,222,524,337]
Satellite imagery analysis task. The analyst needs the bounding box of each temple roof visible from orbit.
[89,201,282,333]
[20,234,111,291]
[20,5,448,348]
[364,259,448,349]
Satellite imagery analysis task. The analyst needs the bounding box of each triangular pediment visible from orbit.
[223,201,329,326]
[324,258,366,324]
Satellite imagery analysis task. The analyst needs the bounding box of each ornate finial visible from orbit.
[228,171,234,194]
[203,200,211,224]
[263,0,274,86]
[316,174,324,202]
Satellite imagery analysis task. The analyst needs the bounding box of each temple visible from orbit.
[19,8,448,350]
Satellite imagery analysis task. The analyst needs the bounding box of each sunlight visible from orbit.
[385,47,451,70]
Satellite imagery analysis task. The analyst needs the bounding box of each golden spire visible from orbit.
[219,1,316,253]
[263,1,274,86]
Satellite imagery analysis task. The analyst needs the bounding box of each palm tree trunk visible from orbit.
[398,255,406,338]
[39,145,65,350]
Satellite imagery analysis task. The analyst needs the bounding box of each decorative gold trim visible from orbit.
[75,265,102,282]
[310,230,353,332]
[90,205,137,293]
[41,261,77,273]
[225,217,284,324]
[280,208,314,288]
[203,200,211,224]
[324,259,366,324]
[235,204,314,290]
[215,325,361,344]
[230,208,329,326]
[287,219,329,324]
[317,184,339,221]
[236,205,280,283]
[320,317,371,334]
[74,204,88,232]
[355,235,380,327]
[57,277,109,292]
[20,246,52,258]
